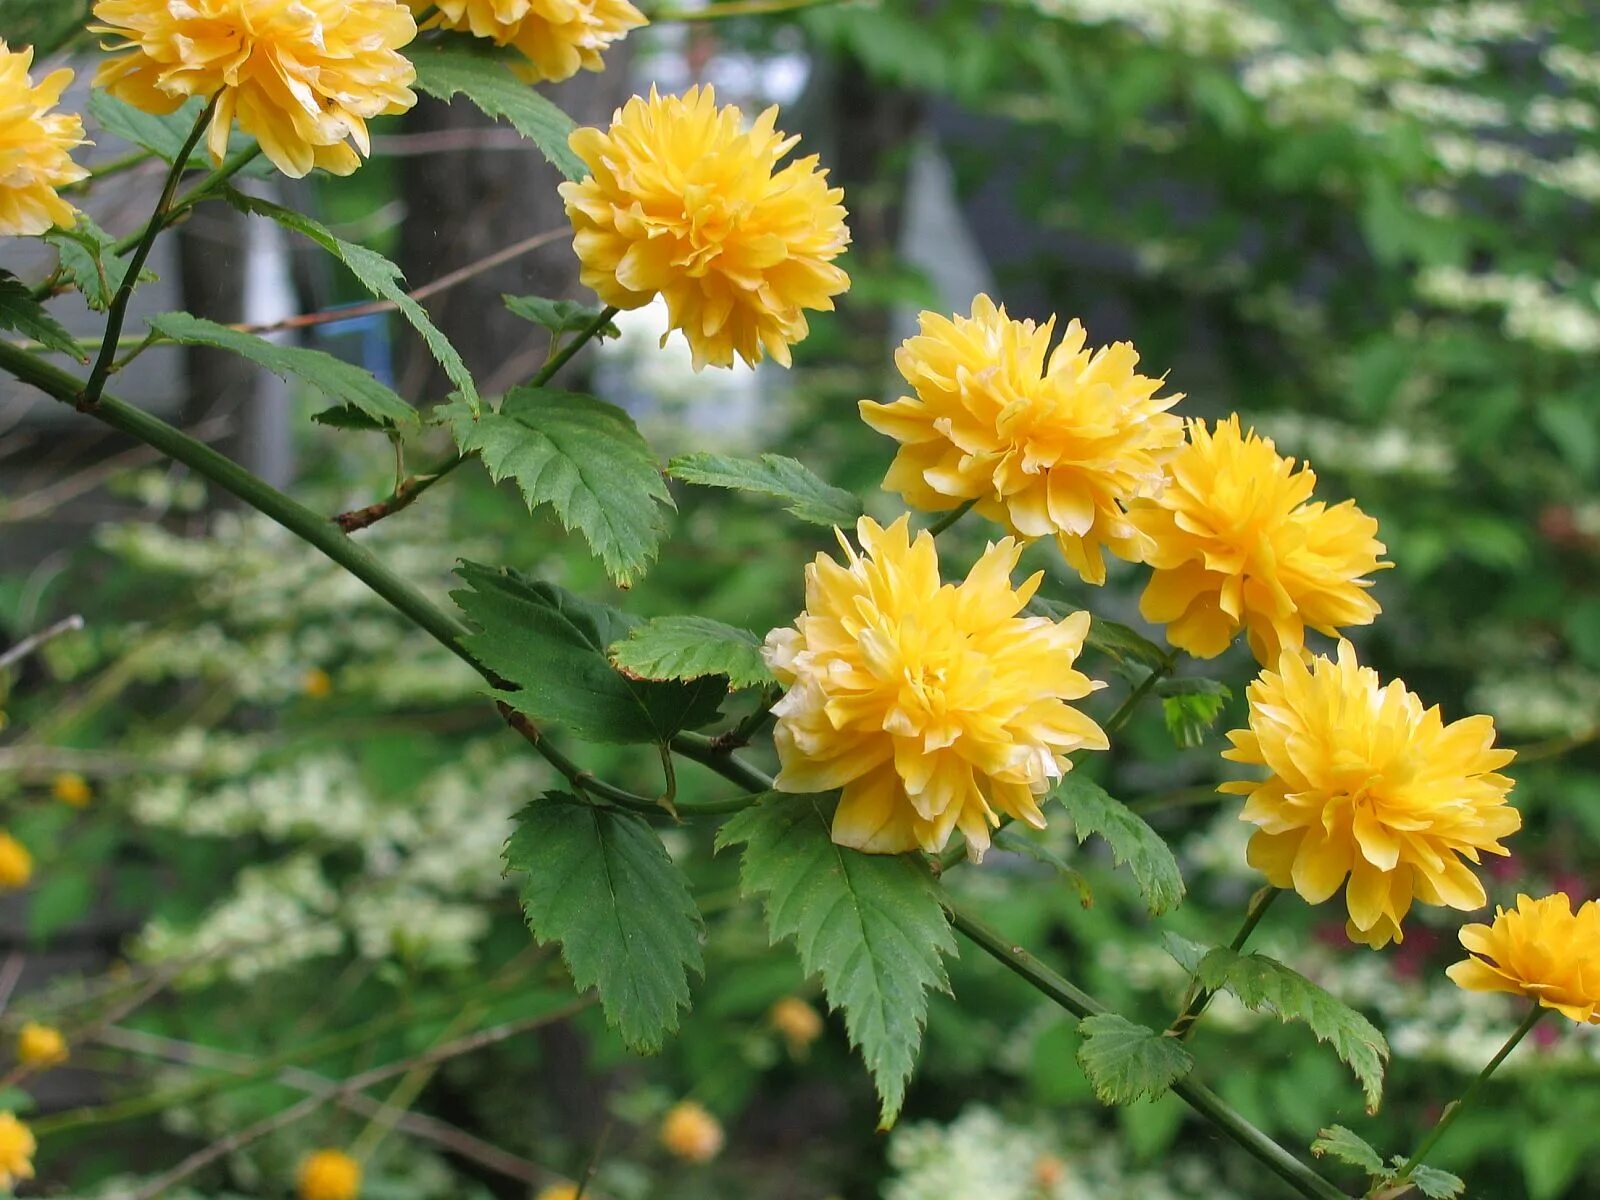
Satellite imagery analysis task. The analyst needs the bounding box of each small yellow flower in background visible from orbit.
[1221,640,1520,948]
[861,295,1184,586]
[560,85,850,370]
[51,772,91,808]
[91,0,418,179]
[0,835,31,891]
[0,41,88,237]
[764,515,1107,860]
[1448,893,1600,1024]
[534,1184,579,1200]
[302,667,333,700]
[298,1148,361,1200]
[768,996,823,1057]
[16,1022,67,1069]
[1126,415,1388,664]
[414,0,645,83]
[0,1113,34,1191]
[659,1100,724,1164]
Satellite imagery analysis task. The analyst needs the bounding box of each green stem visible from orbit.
[0,340,763,819]
[108,145,264,257]
[925,498,978,538]
[669,730,775,796]
[1103,656,1176,735]
[335,306,621,533]
[536,306,620,386]
[0,341,477,669]
[64,148,155,195]
[1169,886,1280,1038]
[82,96,220,409]
[947,900,1349,1200]
[1393,1005,1544,1185]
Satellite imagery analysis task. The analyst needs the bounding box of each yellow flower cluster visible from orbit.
[659,1100,724,1163]
[0,1113,33,1192]
[0,834,31,891]
[17,1022,67,1068]
[862,295,1184,586]
[412,0,645,83]
[91,0,419,178]
[1448,893,1600,1024]
[52,771,91,808]
[764,516,1106,859]
[561,86,850,370]
[1128,416,1388,664]
[298,1148,362,1200]
[1222,641,1519,947]
[769,996,824,1058]
[0,41,87,236]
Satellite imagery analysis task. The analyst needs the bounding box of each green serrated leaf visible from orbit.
[411,48,585,180]
[149,313,418,430]
[1085,616,1172,670]
[717,792,956,1125]
[87,93,275,177]
[1051,775,1185,915]
[442,390,669,587]
[991,826,1093,908]
[506,793,702,1052]
[1410,1164,1466,1199]
[1158,678,1232,748]
[1310,1125,1388,1176]
[89,93,208,163]
[504,295,618,338]
[1160,931,1208,976]
[43,216,144,312]
[452,562,722,744]
[1076,1013,1194,1105]
[669,453,862,528]
[609,617,774,690]
[226,191,479,412]
[0,271,84,362]
[1194,946,1388,1112]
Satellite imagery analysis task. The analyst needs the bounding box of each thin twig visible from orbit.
[115,1002,592,1200]
[332,305,620,534]
[0,615,85,670]
[97,1027,549,1186]
[235,228,566,337]
[0,954,26,1018]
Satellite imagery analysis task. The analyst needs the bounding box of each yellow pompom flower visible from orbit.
[0,835,31,891]
[302,667,333,700]
[659,1100,724,1164]
[91,0,418,179]
[560,85,850,370]
[1448,893,1600,1024]
[1126,415,1388,664]
[51,772,91,808]
[763,515,1108,860]
[16,1022,67,1068]
[534,1185,579,1200]
[860,295,1184,586]
[768,996,823,1057]
[298,1148,361,1200]
[1221,640,1520,948]
[412,0,645,83]
[0,1113,34,1191]
[0,41,88,236]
